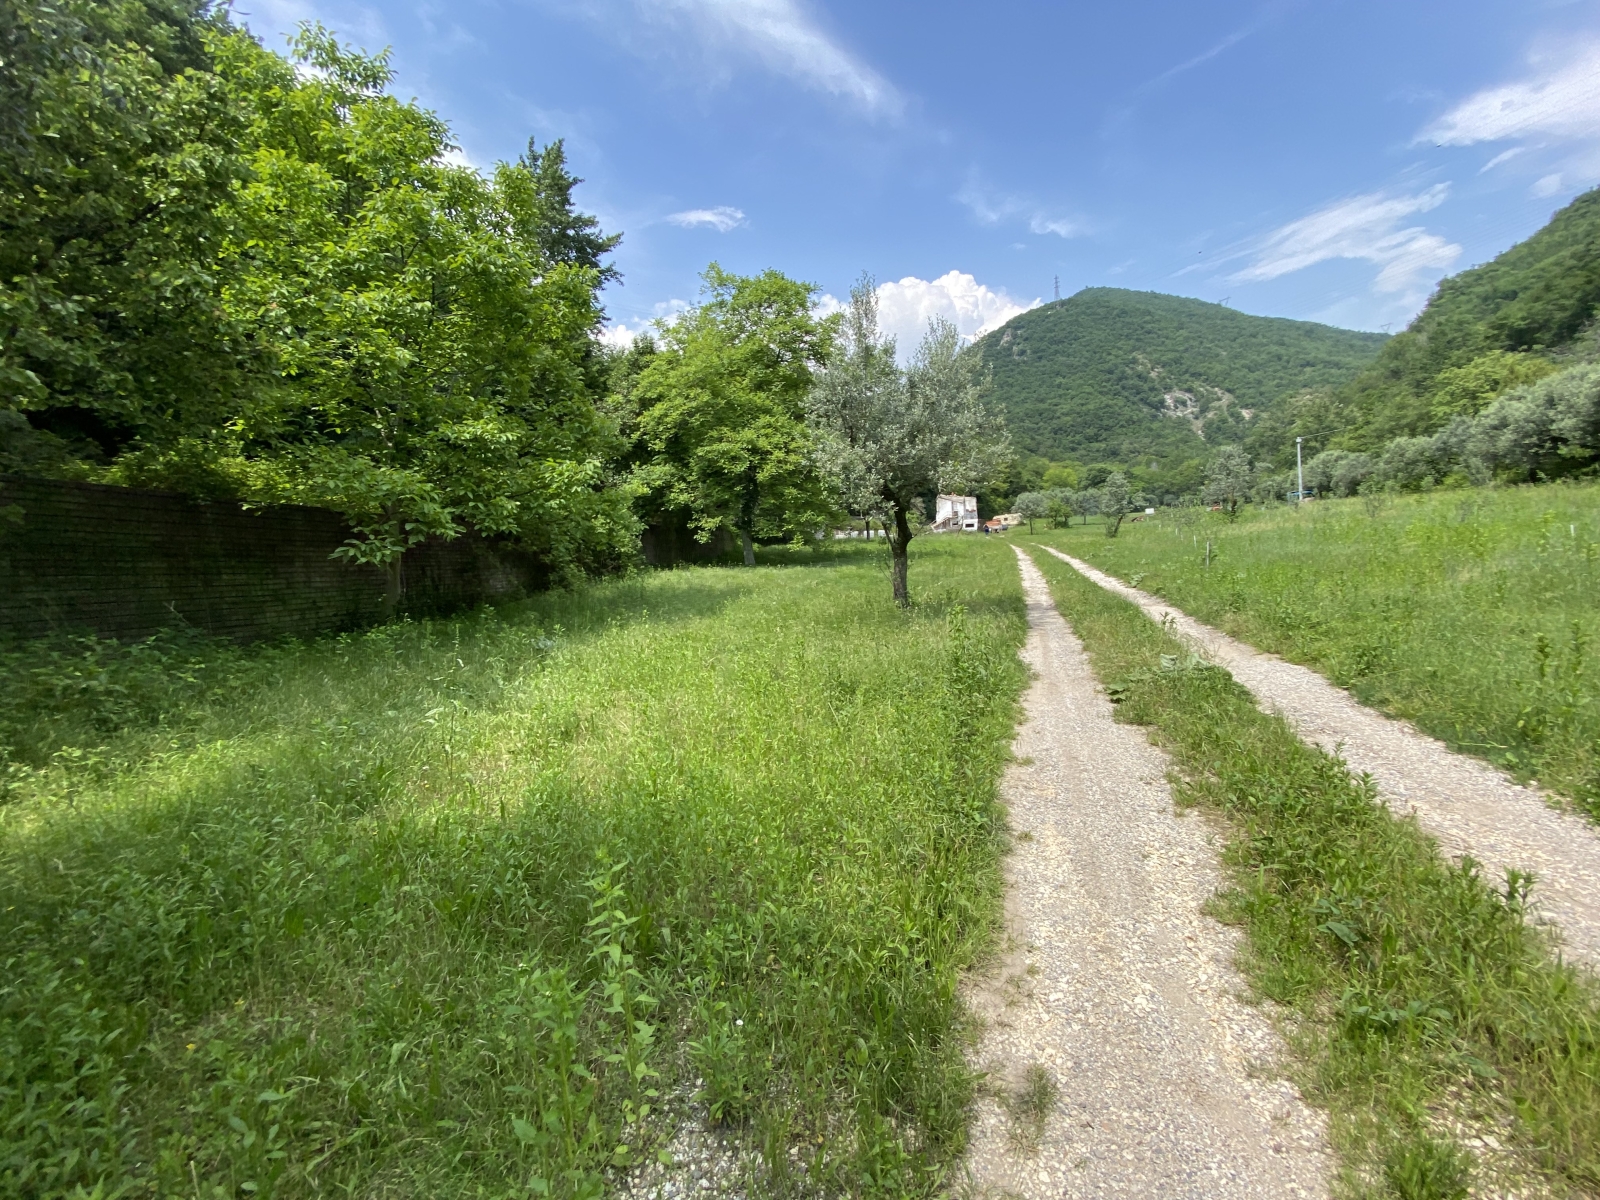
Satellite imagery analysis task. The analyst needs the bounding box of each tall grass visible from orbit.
[1036,482,1600,811]
[1024,545,1600,1197]
[0,538,1027,1198]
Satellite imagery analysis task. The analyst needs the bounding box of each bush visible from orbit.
[1470,363,1600,479]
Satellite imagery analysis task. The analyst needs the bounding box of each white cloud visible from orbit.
[956,178,1083,239]
[1533,172,1565,197]
[598,298,692,348]
[1231,186,1462,297]
[666,206,746,232]
[598,322,647,350]
[1425,44,1600,146]
[812,292,845,320]
[570,0,902,118]
[1028,215,1083,238]
[874,271,1038,357]
[1480,146,1527,173]
[435,145,478,172]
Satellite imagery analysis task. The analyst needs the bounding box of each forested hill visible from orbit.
[972,288,1388,470]
[1310,187,1600,455]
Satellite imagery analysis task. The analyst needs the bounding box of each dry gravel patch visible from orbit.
[1039,544,1600,968]
[959,547,1330,1199]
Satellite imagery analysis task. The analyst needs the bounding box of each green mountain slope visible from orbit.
[973,288,1388,472]
[1327,187,1600,451]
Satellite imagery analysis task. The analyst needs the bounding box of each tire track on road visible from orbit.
[961,547,1330,1198]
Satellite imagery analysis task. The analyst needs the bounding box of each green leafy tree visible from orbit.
[631,264,834,566]
[1430,350,1558,421]
[1043,488,1074,528]
[808,277,1009,606]
[190,28,635,600]
[1042,462,1081,489]
[0,0,258,472]
[2,14,638,596]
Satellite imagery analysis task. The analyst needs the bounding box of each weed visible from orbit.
[1000,1063,1057,1152]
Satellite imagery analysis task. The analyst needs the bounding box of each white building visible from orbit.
[931,494,980,533]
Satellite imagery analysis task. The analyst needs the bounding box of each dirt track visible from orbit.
[1038,543,1600,968]
[960,547,1330,1198]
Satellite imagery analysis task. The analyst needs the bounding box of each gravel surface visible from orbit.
[1039,544,1600,968]
[960,548,1331,1199]
[613,1086,765,1200]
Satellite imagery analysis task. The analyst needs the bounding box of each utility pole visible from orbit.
[1296,436,1304,505]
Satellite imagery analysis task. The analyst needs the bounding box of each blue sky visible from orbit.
[240,0,1600,350]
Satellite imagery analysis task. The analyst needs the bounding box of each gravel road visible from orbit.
[1039,544,1600,968]
[960,547,1330,1198]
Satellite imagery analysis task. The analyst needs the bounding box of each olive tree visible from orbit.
[807,276,1008,606]
[1014,490,1048,532]
[1101,470,1133,537]
[1202,446,1253,520]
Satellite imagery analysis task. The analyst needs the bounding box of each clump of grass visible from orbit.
[0,538,1028,1198]
[1037,482,1600,812]
[1025,546,1600,1196]
[1000,1063,1057,1152]
[1384,1135,1472,1200]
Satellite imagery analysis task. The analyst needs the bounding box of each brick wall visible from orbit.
[0,475,543,643]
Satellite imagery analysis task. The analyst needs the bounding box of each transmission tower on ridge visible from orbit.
[1053,275,1060,302]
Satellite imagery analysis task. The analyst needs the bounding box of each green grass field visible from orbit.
[0,539,1027,1199]
[1031,482,1600,812]
[1024,545,1600,1198]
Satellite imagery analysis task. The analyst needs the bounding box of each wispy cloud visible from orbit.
[666,206,746,232]
[1231,185,1462,297]
[566,0,902,119]
[1480,146,1528,173]
[1138,19,1262,94]
[957,177,1084,239]
[1424,43,1600,145]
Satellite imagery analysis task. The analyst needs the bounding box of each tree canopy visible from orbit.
[1,6,635,589]
[628,265,835,564]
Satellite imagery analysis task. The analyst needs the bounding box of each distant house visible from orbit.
[931,494,980,533]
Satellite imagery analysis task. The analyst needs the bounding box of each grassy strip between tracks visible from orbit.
[1024,544,1600,1200]
[1,537,1027,1199]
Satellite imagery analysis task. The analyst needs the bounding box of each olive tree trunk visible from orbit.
[889,502,913,607]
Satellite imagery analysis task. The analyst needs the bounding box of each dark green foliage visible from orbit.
[971,288,1386,476]
[1295,188,1600,457]
[0,7,636,581]
[1028,546,1600,1193]
[0,628,238,777]
[514,138,622,281]
[0,0,257,468]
